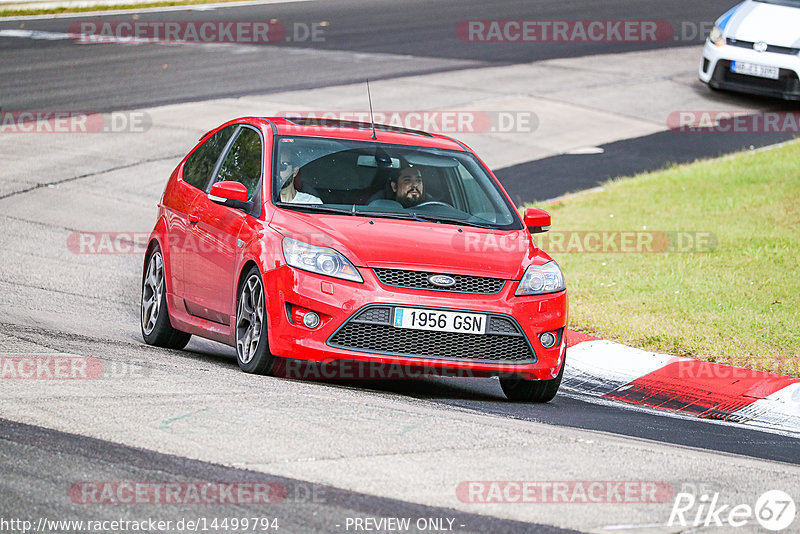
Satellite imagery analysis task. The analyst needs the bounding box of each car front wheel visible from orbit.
[500,349,565,403]
[235,267,276,374]
[141,247,191,350]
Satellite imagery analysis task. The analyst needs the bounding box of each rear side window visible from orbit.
[214,127,263,201]
[183,125,236,190]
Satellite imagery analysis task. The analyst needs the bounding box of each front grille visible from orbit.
[488,316,519,335]
[373,268,505,294]
[727,38,800,55]
[328,305,535,363]
[352,306,391,324]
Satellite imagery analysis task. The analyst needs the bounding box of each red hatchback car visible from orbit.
[141,117,568,402]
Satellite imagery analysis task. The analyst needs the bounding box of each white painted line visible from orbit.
[565,146,604,155]
[0,28,71,39]
[0,28,268,52]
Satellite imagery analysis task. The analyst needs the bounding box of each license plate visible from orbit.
[731,61,779,80]
[393,308,487,335]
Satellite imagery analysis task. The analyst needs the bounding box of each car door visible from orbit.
[183,125,264,326]
[166,125,237,298]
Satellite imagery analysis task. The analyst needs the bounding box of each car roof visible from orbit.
[254,116,470,151]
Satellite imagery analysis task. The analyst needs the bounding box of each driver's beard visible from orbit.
[399,190,422,208]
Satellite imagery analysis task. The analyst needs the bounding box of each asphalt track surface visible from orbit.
[1,0,739,111]
[495,126,799,203]
[1,0,797,204]
[2,1,800,532]
[1,418,574,534]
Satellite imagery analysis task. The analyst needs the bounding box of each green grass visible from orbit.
[531,141,800,375]
[1,0,249,17]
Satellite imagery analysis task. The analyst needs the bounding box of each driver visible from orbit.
[390,164,424,208]
[279,150,322,204]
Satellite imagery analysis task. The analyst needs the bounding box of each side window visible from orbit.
[215,127,263,201]
[182,125,236,190]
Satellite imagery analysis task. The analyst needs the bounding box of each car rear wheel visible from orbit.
[235,267,276,374]
[141,247,191,350]
[500,349,565,403]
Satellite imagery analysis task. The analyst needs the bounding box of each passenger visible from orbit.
[390,164,424,208]
[279,153,322,204]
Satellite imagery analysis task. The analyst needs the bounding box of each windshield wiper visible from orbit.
[406,212,490,228]
[357,210,489,228]
[277,203,355,215]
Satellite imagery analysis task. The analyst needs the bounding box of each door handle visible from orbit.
[188,212,199,224]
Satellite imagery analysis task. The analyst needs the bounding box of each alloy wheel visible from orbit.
[236,274,264,365]
[141,252,164,336]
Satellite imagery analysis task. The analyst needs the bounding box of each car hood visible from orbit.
[269,209,543,280]
[723,1,800,47]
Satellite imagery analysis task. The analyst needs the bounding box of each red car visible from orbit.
[140,117,568,402]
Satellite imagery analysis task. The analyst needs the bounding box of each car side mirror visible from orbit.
[208,181,253,212]
[523,208,551,234]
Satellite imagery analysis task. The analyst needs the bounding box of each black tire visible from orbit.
[141,246,191,350]
[235,266,275,375]
[500,348,565,403]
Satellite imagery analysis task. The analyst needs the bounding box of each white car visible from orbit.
[700,0,800,100]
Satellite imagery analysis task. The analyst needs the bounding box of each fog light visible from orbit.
[540,331,557,349]
[303,311,320,329]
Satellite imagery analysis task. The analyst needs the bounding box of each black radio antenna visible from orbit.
[366,79,377,140]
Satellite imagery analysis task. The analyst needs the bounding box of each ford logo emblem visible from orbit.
[428,274,456,288]
[754,41,768,53]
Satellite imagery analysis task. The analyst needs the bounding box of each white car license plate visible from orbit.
[393,308,487,335]
[731,61,779,80]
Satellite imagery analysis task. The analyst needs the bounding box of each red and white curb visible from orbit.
[563,331,800,434]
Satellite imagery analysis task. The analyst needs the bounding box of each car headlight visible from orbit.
[709,25,724,46]
[515,261,565,296]
[282,238,363,283]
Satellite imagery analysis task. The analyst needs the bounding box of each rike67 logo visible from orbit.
[669,490,796,531]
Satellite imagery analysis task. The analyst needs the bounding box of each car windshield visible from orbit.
[272,136,521,230]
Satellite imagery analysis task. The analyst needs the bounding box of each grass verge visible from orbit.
[532,141,800,375]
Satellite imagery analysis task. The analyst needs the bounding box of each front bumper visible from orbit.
[263,265,568,381]
[699,39,800,100]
